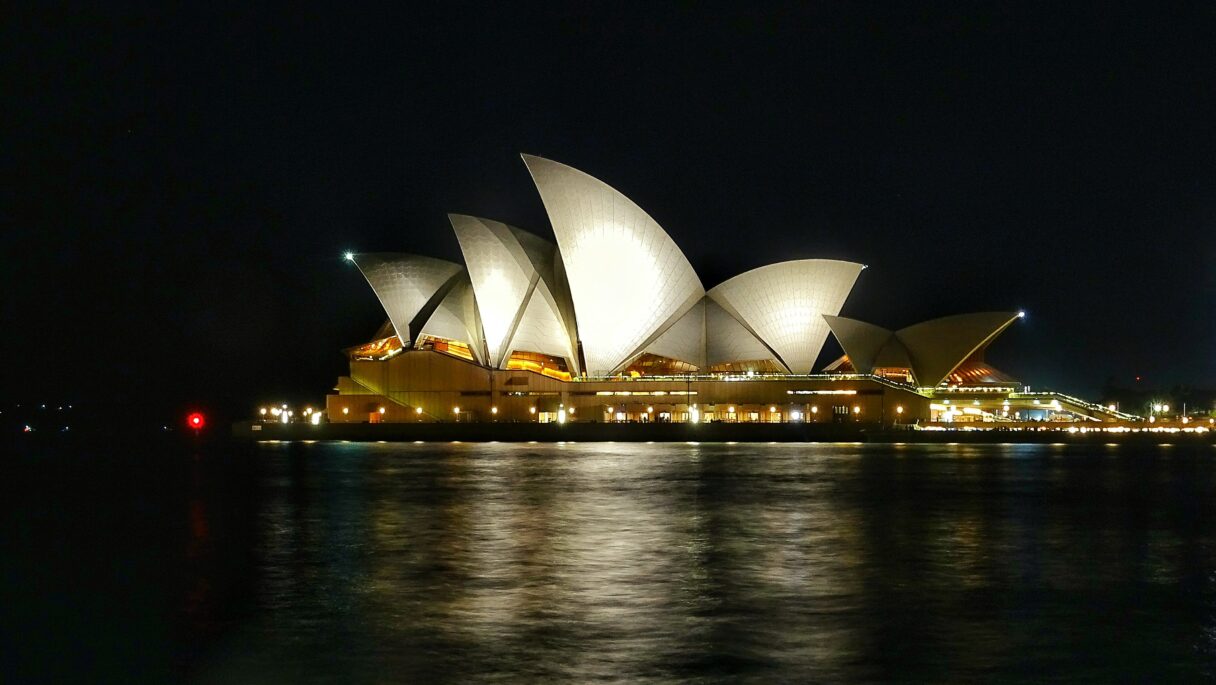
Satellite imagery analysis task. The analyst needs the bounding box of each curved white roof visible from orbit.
[708,260,863,374]
[449,215,578,370]
[502,286,579,371]
[522,154,705,374]
[705,299,777,367]
[416,272,484,364]
[350,253,464,346]
[823,311,1021,386]
[896,311,1021,387]
[822,315,897,374]
[643,298,706,368]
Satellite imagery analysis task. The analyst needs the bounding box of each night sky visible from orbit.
[7,4,1215,423]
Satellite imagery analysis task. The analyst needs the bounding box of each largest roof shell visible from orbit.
[522,154,705,375]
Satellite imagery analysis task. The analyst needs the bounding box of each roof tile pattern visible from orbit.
[522,154,705,375]
[896,312,1021,387]
[449,215,578,370]
[824,311,1021,386]
[705,299,775,367]
[709,260,863,374]
[644,298,706,368]
[417,272,484,364]
[350,253,464,345]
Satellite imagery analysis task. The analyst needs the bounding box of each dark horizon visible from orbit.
[7,4,1214,421]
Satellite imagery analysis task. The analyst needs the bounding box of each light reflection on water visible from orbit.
[191,442,1216,683]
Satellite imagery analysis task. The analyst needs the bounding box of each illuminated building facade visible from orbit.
[326,155,1132,426]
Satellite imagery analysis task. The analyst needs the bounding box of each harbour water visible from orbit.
[6,440,1216,682]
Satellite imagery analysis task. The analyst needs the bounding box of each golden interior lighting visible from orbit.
[416,335,476,362]
[348,335,404,360]
[506,351,572,381]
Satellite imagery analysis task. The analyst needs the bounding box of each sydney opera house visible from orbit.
[325,155,1128,426]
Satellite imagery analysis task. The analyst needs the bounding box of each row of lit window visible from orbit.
[593,390,698,396]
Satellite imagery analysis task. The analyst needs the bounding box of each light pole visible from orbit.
[686,372,693,423]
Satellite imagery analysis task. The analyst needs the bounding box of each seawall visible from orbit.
[232,421,1215,445]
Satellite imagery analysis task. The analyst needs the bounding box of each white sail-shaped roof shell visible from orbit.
[705,299,777,367]
[643,298,706,368]
[350,253,464,346]
[708,260,863,374]
[502,285,579,371]
[449,215,578,371]
[416,272,485,364]
[823,311,1021,386]
[522,154,705,375]
[641,297,785,369]
[822,316,897,374]
[896,312,1021,387]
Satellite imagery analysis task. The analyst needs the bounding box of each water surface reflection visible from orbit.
[192,442,1216,683]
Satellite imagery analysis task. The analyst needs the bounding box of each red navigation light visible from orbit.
[187,412,206,430]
